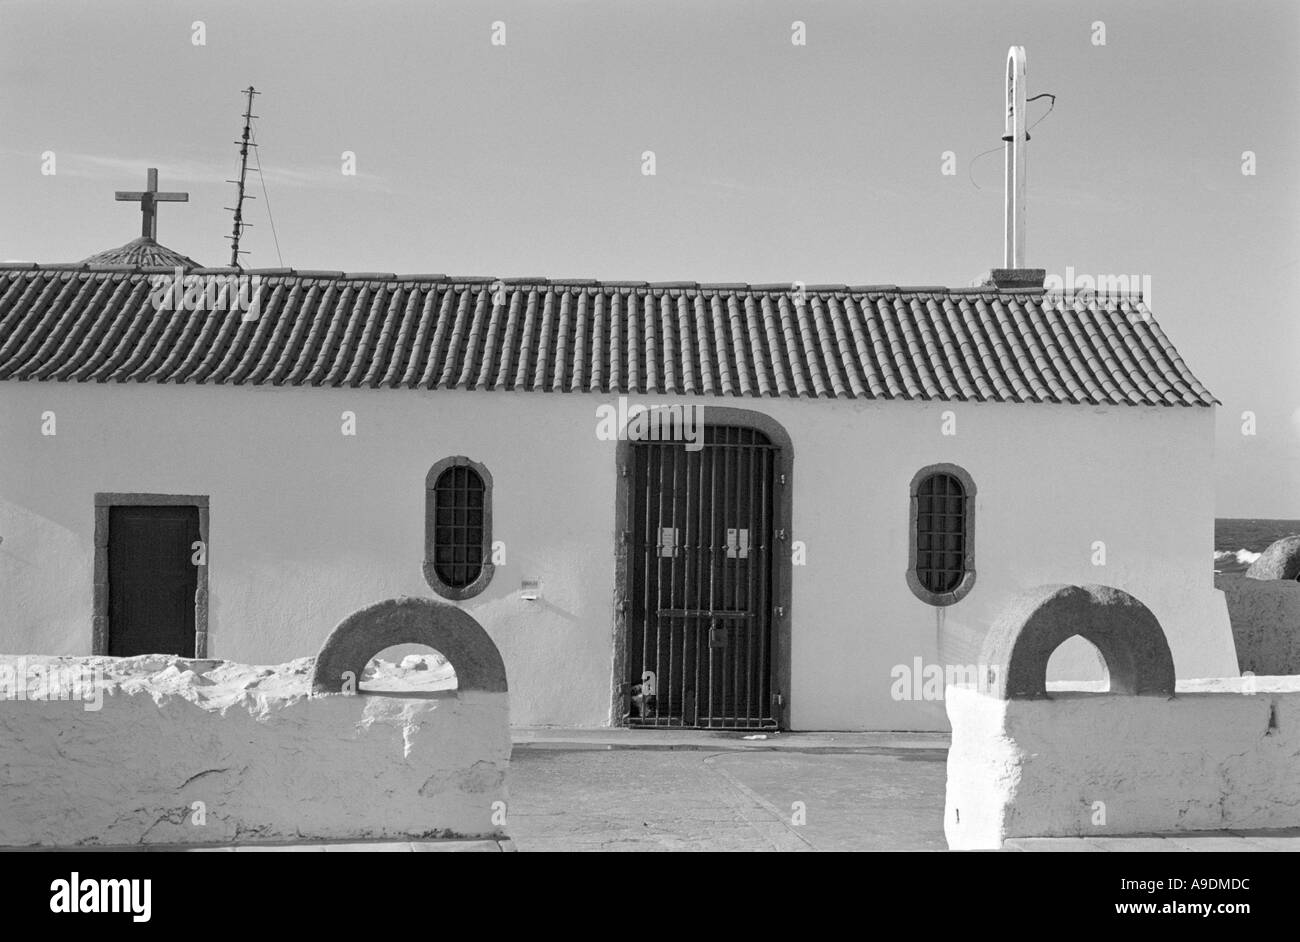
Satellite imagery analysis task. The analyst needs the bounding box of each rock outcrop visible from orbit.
[1246,535,1300,581]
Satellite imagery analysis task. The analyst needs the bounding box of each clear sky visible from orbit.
[1,0,1297,517]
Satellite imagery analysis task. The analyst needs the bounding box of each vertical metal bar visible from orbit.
[732,430,742,723]
[744,438,756,725]
[706,426,719,727]
[639,445,653,723]
[652,442,669,723]
[757,446,771,721]
[712,423,722,722]
[734,434,746,725]
[667,436,681,722]
[728,426,738,722]
[627,448,639,721]
[692,435,706,727]
[686,439,696,722]
[624,449,636,720]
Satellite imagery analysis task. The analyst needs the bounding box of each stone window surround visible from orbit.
[93,492,210,658]
[906,463,977,607]
[422,456,495,601]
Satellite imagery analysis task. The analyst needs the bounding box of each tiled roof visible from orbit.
[81,237,202,269]
[0,266,1216,406]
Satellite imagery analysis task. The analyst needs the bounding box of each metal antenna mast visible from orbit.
[226,86,260,268]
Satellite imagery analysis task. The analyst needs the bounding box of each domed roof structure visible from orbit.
[80,167,201,268]
[82,236,202,269]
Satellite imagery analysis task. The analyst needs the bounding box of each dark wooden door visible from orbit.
[108,505,199,657]
[624,425,778,729]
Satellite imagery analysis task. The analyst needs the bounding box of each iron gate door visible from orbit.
[624,425,779,729]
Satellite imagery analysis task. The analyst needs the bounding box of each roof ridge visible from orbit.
[0,263,1067,298]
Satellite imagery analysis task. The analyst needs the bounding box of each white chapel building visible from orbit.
[0,214,1239,730]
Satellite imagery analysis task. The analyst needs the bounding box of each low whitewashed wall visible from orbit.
[0,654,509,848]
[944,678,1300,850]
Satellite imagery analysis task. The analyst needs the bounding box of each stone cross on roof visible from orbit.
[115,168,188,240]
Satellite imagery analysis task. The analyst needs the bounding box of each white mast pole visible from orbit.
[1004,46,1027,268]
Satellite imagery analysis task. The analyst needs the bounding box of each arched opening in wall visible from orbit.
[359,643,458,695]
[1045,634,1110,692]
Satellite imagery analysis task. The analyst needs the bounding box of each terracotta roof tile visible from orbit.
[0,268,1216,406]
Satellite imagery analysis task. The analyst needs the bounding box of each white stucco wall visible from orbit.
[944,678,1300,850]
[0,381,1234,729]
[0,654,510,848]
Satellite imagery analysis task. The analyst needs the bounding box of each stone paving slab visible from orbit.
[1067,836,1189,852]
[211,839,511,852]
[1005,832,1300,852]
[1162,833,1296,853]
[1228,830,1300,851]
[513,726,950,753]
[1003,837,1115,852]
[5,839,512,853]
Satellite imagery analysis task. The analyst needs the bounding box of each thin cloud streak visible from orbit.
[34,152,393,193]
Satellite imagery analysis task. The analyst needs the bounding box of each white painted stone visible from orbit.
[0,655,509,848]
[944,678,1300,850]
[365,655,456,690]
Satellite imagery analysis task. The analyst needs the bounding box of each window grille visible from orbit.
[424,457,493,599]
[907,464,976,606]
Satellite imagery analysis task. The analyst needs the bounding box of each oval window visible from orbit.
[423,457,494,599]
[907,464,976,606]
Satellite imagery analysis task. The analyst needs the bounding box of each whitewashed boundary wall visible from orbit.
[944,584,1300,850]
[0,597,509,848]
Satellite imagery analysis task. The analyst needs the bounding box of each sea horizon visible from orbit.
[1214,518,1300,574]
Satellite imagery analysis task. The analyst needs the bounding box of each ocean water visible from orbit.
[1214,518,1300,574]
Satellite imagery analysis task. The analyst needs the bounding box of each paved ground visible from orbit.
[509,729,950,851]
[508,729,1300,852]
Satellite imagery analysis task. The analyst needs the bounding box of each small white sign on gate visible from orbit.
[658,527,679,557]
[726,528,750,559]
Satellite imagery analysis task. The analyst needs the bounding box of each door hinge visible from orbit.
[778,472,786,486]
[775,528,786,542]
[773,691,784,707]
[774,605,785,618]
